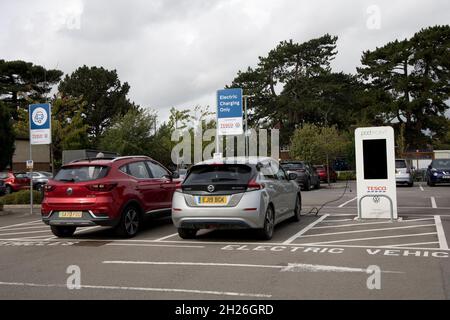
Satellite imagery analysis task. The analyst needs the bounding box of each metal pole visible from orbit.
[244,96,248,157]
[29,142,33,215]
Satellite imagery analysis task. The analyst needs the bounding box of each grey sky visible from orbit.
[1,0,449,123]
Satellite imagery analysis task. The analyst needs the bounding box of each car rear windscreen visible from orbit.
[395,160,407,168]
[184,164,252,184]
[54,166,109,182]
[281,163,304,170]
[363,139,387,179]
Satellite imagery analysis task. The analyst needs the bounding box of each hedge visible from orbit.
[0,190,43,205]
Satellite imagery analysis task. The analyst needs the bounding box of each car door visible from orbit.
[146,161,177,210]
[258,161,281,215]
[126,161,160,213]
[273,161,296,217]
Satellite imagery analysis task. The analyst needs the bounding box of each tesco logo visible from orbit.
[367,186,387,193]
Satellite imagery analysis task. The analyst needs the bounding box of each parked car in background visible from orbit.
[280,161,320,191]
[172,157,301,240]
[0,172,31,194]
[41,156,180,238]
[313,165,337,183]
[175,168,188,181]
[0,179,6,195]
[395,159,414,187]
[27,171,53,191]
[426,159,450,186]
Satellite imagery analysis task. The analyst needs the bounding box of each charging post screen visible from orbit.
[363,139,387,179]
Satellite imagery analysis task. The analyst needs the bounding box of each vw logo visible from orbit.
[207,185,215,193]
[66,187,73,195]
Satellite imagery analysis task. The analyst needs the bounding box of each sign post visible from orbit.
[29,103,52,215]
[216,88,243,157]
[355,126,398,220]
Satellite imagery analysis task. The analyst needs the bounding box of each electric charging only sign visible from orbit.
[217,88,243,135]
[29,103,51,145]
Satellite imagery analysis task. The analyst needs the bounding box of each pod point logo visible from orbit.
[32,107,48,126]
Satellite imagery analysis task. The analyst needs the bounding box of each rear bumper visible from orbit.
[396,174,413,184]
[171,191,267,229]
[42,210,118,227]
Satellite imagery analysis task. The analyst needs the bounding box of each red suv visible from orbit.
[313,165,337,183]
[42,156,179,238]
[0,172,31,194]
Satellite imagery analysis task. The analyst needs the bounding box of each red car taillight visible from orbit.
[86,183,117,192]
[174,182,183,192]
[247,179,264,191]
[44,185,55,192]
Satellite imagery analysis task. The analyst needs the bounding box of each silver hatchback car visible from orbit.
[171,157,302,240]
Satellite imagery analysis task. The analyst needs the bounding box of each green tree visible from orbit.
[58,65,137,146]
[229,35,364,145]
[0,101,15,170]
[0,59,62,119]
[100,108,157,156]
[358,25,450,149]
[290,124,349,166]
[51,96,90,169]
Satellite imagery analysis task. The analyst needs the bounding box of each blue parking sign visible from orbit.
[29,103,51,144]
[217,88,243,135]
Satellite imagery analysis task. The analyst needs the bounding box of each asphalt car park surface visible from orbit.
[0,182,449,299]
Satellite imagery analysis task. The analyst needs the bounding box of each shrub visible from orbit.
[337,171,356,181]
[0,190,43,205]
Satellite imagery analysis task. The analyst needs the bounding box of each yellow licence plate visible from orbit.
[199,196,228,205]
[58,211,83,218]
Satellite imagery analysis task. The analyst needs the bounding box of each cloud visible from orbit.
[1,0,449,122]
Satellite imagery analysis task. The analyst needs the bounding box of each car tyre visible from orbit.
[178,228,197,239]
[291,195,302,222]
[427,178,435,187]
[5,185,12,194]
[116,205,141,238]
[50,226,76,238]
[315,179,320,189]
[257,205,275,240]
[408,182,414,187]
[303,179,311,191]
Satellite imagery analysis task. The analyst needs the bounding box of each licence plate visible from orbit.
[443,175,450,179]
[198,196,229,205]
[58,211,83,218]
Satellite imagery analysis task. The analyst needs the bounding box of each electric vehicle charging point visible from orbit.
[355,126,398,221]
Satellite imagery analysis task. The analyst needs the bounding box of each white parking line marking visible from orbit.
[103,261,402,274]
[299,224,436,238]
[0,230,51,237]
[434,215,449,250]
[0,281,271,298]
[103,261,283,269]
[431,197,437,208]
[322,219,353,223]
[0,237,447,251]
[419,185,424,191]
[0,225,49,231]
[154,233,179,241]
[387,242,440,248]
[314,218,435,229]
[0,220,41,230]
[299,232,437,245]
[283,214,330,245]
[338,197,357,208]
[106,243,205,249]
[75,226,103,234]
[281,263,402,274]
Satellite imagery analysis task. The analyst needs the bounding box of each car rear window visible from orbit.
[281,163,305,170]
[433,159,450,169]
[0,172,8,179]
[54,166,109,182]
[184,164,252,185]
[395,160,407,168]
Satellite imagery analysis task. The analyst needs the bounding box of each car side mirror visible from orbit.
[428,165,432,170]
[288,173,297,180]
[171,172,180,179]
